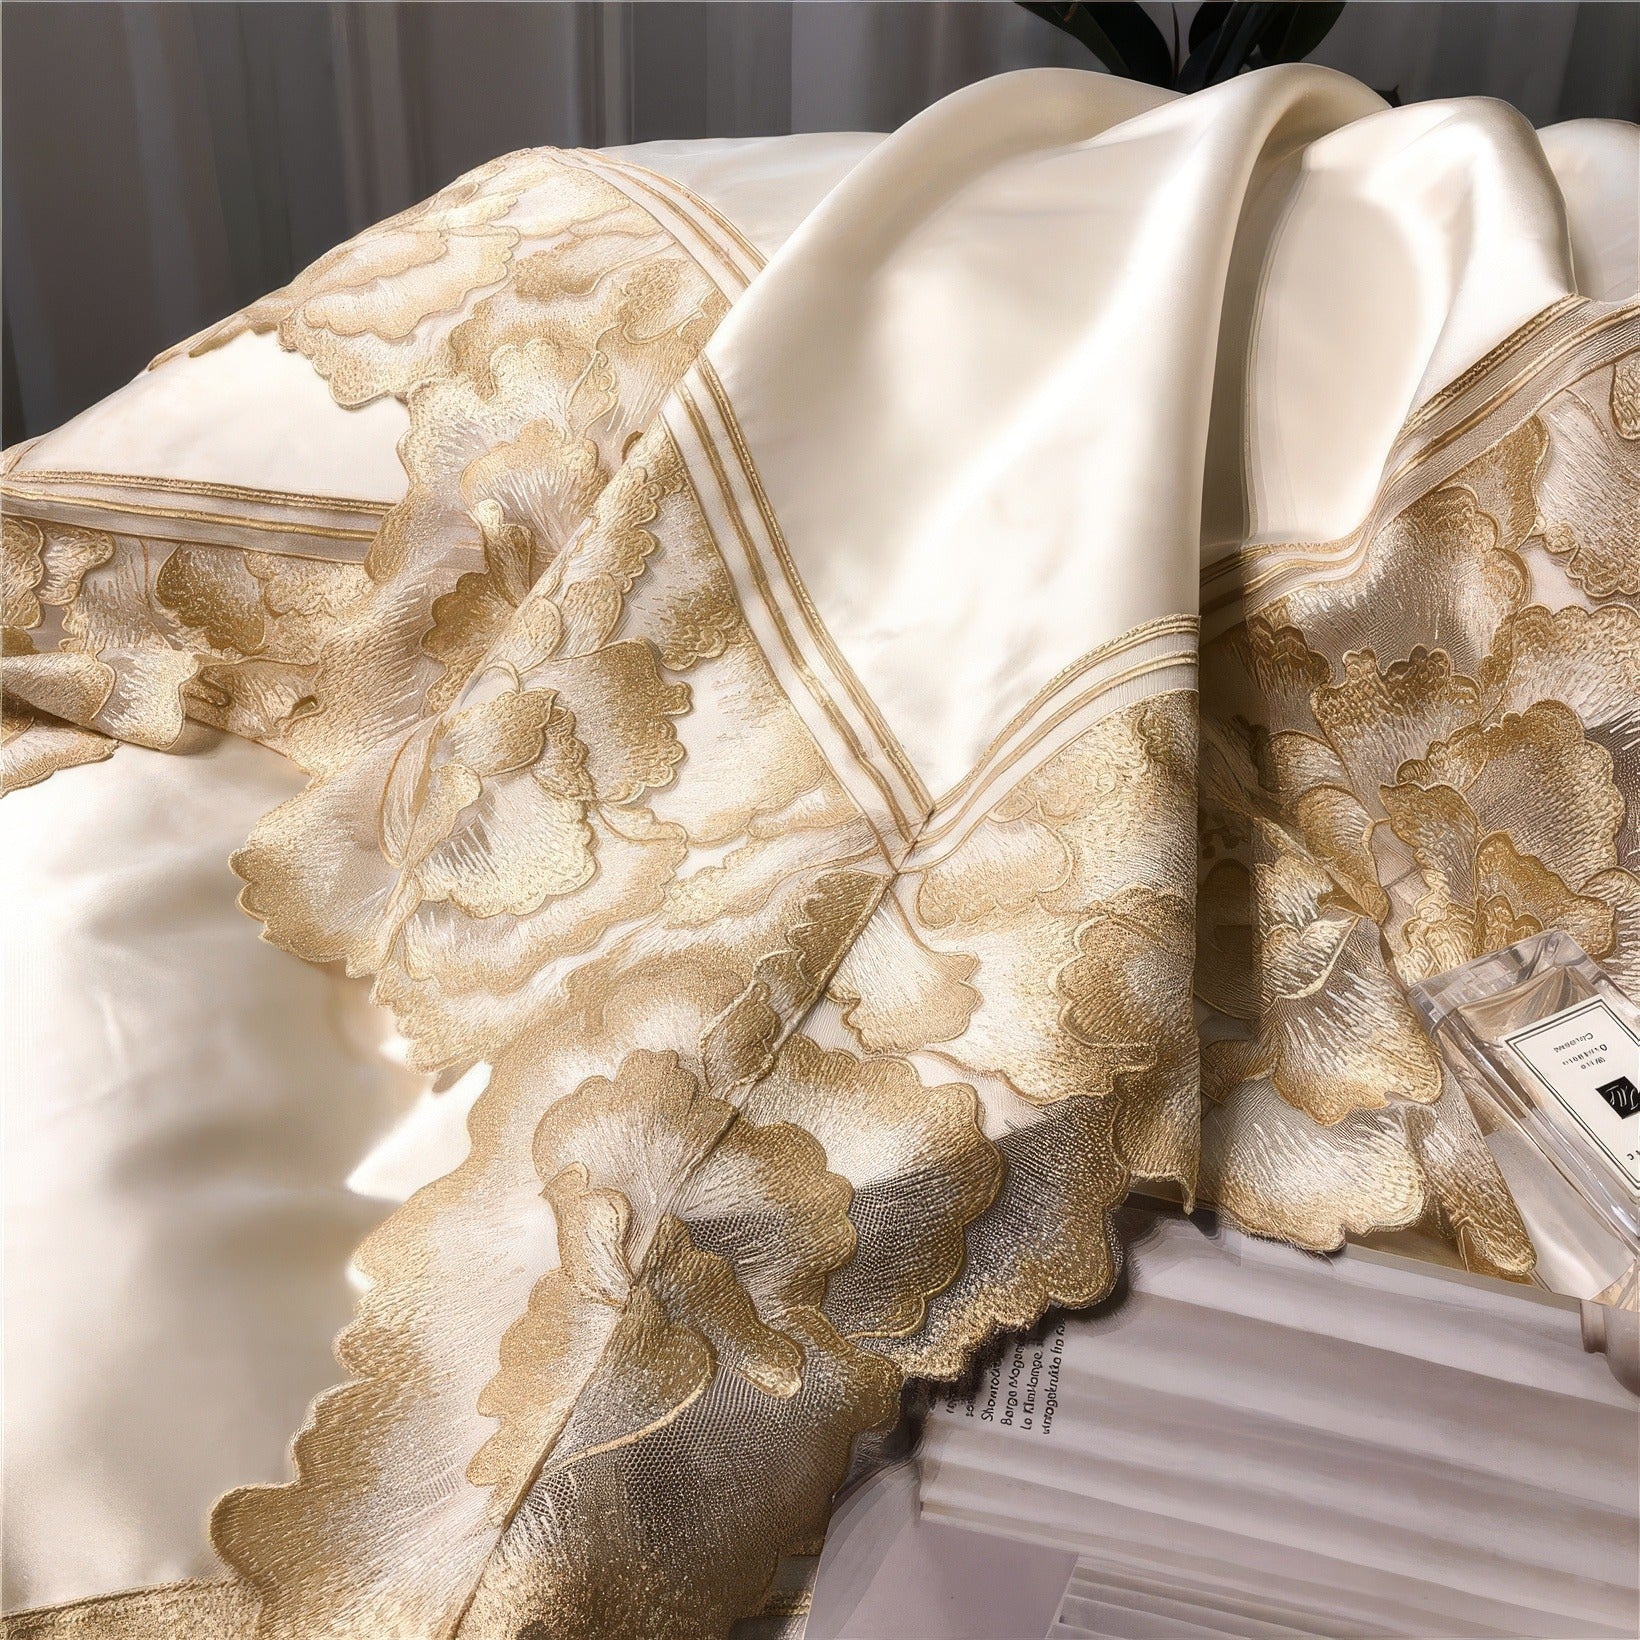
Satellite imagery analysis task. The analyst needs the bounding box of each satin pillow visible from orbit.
[0,134,876,523]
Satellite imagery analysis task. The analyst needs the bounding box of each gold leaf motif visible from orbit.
[157,151,608,405]
[1,644,117,728]
[467,1047,852,1512]
[1202,1078,1427,1252]
[0,705,116,794]
[1210,849,1442,1125]
[1405,1070,1535,1280]
[531,641,688,804]
[1311,647,1482,804]
[1480,600,1640,733]
[1534,383,1640,598]
[153,548,267,654]
[3,514,45,632]
[915,815,1071,929]
[0,1577,257,1638]
[1235,615,1331,729]
[1269,482,1528,679]
[1612,352,1640,439]
[830,890,980,1052]
[741,1034,1002,1342]
[893,1097,1125,1379]
[1399,701,1623,893]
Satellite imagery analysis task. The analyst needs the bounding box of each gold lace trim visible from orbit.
[569,149,767,296]
[1199,305,1640,1268]
[1203,299,1640,621]
[2,143,1195,1627]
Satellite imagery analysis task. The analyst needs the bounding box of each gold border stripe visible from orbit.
[0,484,381,546]
[930,612,1199,813]
[913,648,1197,860]
[0,485,375,551]
[2,469,392,515]
[1203,298,1634,591]
[695,357,933,815]
[671,384,915,854]
[1398,293,1584,440]
[585,151,767,276]
[0,515,377,568]
[566,150,759,300]
[1202,299,1639,619]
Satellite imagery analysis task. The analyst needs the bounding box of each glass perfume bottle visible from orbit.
[1411,930,1640,1299]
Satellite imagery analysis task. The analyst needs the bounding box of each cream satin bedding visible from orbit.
[1,66,1636,1638]
[1,739,428,1607]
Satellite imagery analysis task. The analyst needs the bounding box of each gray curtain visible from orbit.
[4,2,1636,443]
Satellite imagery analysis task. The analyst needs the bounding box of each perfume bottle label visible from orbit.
[1503,997,1640,1193]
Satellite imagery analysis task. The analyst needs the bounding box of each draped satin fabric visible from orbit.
[2,66,1636,1638]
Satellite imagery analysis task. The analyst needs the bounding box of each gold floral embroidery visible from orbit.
[8,160,904,1635]
[0,704,114,794]
[0,514,374,751]
[1533,373,1640,597]
[189,380,1191,1640]
[3,514,47,631]
[464,1049,854,1502]
[269,172,729,784]
[892,688,1201,1197]
[8,135,1636,1640]
[1199,339,1640,1275]
[1612,353,1640,438]
[0,152,733,782]
[0,1578,255,1638]
[234,431,827,1071]
[803,667,1200,1382]
[152,152,617,406]
[0,515,201,752]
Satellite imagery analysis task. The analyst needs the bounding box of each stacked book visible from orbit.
[921,1211,1638,1640]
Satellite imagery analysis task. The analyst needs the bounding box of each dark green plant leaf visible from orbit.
[1177,2,1276,91]
[1189,2,1232,53]
[1257,1,1345,64]
[1084,3,1176,82]
[1023,1,1349,92]
[1020,3,1175,86]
